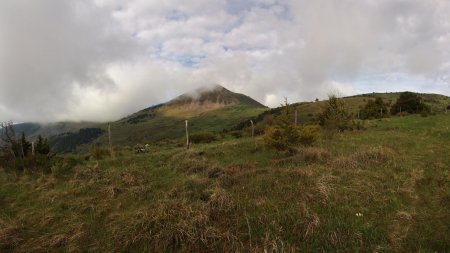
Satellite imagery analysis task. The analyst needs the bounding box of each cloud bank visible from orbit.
[0,0,449,122]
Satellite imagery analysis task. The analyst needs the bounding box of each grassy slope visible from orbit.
[1,113,449,252]
[92,104,267,146]
[288,92,450,125]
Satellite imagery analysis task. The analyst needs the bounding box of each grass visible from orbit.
[1,113,449,252]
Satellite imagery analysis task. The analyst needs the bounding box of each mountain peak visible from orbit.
[169,84,265,108]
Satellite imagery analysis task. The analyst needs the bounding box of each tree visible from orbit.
[264,99,301,153]
[390,92,429,115]
[0,122,21,158]
[359,97,388,119]
[36,135,50,155]
[317,94,353,131]
[20,132,31,156]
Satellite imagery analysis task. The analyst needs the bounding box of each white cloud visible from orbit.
[0,0,449,122]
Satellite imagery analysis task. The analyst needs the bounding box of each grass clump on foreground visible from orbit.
[1,114,450,252]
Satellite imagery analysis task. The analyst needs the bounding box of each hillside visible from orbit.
[14,90,450,153]
[53,85,267,152]
[12,122,98,140]
[1,113,449,252]
[233,92,450,130]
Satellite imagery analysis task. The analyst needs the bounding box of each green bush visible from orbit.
[299,125,319,146]
[317,95,353,131]
[190,132,217,144]
[390,92,430,115]
[264,100,301,153]
[359,97,388,119]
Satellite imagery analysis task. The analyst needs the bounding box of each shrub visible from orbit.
[229,131,242,138]
[317,94,353,131]
[359,97,388,119]
[390,92,430,115]
[264,100,301,153]
[299,125,319,146]
[351,119,366,130]
[190,132,217,144]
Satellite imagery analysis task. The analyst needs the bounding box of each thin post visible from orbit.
[31,141,35,156]
[20,143,25,159]
[108,123,114,158]
[250,120,254,138]
[380,108,383,118]
[357,111,360,119]
[185,120,189,149]
[399,106,402,114]
[294,109,298,126]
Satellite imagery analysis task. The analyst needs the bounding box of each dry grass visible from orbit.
[108,194,243,252]
[329,146,394,169]
[296,147,330,163]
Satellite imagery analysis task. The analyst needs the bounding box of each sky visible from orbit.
[0,0,449,122]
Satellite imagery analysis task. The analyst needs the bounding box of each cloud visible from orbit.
[0,0,139,122]
[0,0,449,122]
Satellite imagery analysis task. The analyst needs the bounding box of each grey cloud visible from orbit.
[0,0,139,122]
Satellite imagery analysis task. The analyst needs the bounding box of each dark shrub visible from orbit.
[359,97,388,119]
[229,131,242,138]
[390,92,430,115]
[190,132,217,144]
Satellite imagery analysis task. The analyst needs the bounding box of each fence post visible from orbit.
[108,123,114,158]
[185,120,189,149]
[294,109,298,126]
[250,120,254,138]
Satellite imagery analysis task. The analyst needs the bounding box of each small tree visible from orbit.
[359,97,388,119]
[317,94,353,131]
[20,132,31,156]
[264,99,301,153]
[36,135,50,155]
[0,122,19,158]
[390,92,429,115]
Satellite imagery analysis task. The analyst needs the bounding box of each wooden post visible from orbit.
[250,120,254,138]
[31,141,35,156]
[357,111,360,119]
[108,123,114,158]
[20,143,25,159]
[380,108,383,118]
[294,109,298,126]
[399,106,402,114]
[185,120,189,149]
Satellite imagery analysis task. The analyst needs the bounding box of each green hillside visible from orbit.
[51,85,267,152]
[16,90,450,153]
[1,113,449,252]
[234,92,450,130]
